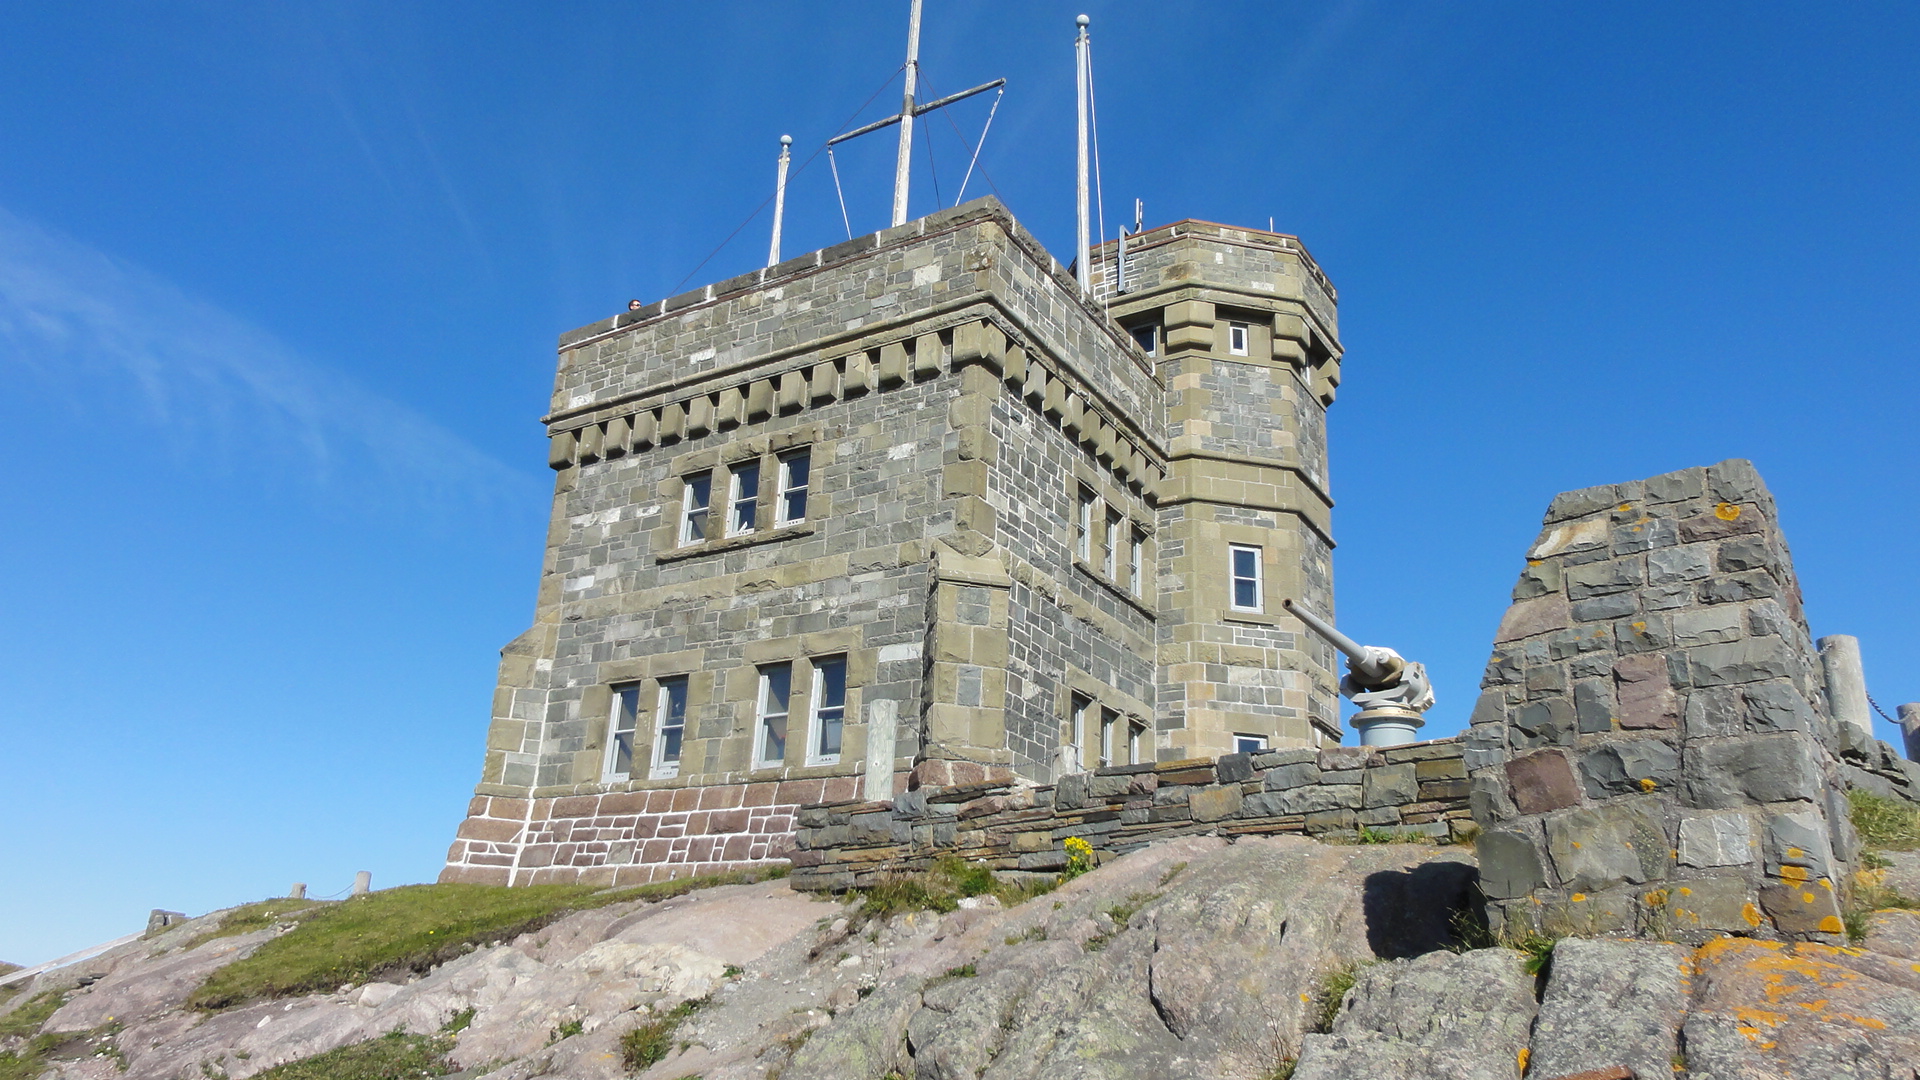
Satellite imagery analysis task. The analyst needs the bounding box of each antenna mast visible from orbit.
[892,0,924,227]
[1074,14,1091,293]
[768,134,792,267]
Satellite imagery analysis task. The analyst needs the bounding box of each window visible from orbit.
[726,461,759,536]
[1235,733,1268,755]
[1129,324,1158,356]
[756,663,792,767]
[1229,544,1263,612]
[1099,708,1119,768]
[605,683,642,780]
[810,656,848,764]
[1130,528,1147,599]
[1102,509,1122,578]
[652,676,689,777]
[1128,720,1148,765]
[680,472,713,545]
[1076,487,1095,562]
[1069,692,1093,773]
[1228,322,1249,356]
[776,449,810,525]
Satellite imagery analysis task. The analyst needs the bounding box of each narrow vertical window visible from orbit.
[1076,487,1095,562]
[605,683,642,780]
[1234,733,1268,755]
[1228,322,1249,356]
[1102,509,1122,579]
[1229,544,1263,612]
[810,656,847,764]
[756,663,792,767]
[680,472,712,545]
[1070,692,1093,773]
[1099,708,1119,768]
[1129,324,1158,357]
[1130,528,1147,599]
[653,676,689,777]
[776,448,811,525]
[1129,719,1148,765]
[727,460,760,536]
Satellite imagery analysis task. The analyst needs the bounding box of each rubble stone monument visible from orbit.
[1467,459,1859,942]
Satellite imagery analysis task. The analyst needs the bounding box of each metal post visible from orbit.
[768,134,793,267]
[1899,702,1920,764]
[1074,14,1091,292]
[891,0,923,227]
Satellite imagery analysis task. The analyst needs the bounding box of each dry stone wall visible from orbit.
[1466,459,1860,942]
[787,740,1472,892]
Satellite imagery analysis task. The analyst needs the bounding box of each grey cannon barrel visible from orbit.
[1281,598,1404,690]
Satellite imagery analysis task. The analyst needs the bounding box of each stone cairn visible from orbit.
[1468,459,1859,942]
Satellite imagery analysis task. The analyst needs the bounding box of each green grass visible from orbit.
[619,996,711,1071]
[189,869,775,1011]
[1314,964,1366,1033]
[175,898,323,951]
[0,992,64,1038]
[1849,790,1920,851]
[245,1031,454,1080]
[854,858,1058,926]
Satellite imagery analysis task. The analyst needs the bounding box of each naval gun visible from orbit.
[1282,599,1435,747]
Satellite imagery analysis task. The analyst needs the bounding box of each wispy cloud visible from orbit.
[0,206,540,516]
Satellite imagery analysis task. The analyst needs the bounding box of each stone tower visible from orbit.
[442,198,1347,886]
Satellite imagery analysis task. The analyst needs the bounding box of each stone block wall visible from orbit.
[788,739,1472,892]
[1467,460,1859,942]
[442,776,872,886]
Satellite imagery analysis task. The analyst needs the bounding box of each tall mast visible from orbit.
[1074,14,1091,292]
[891,0,924,227]
[768,134,792,267]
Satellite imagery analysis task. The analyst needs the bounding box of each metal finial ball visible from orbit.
[780,134,793,145]
[1076,14,1090,27]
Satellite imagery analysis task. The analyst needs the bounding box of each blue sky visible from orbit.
[2,2,1915,965]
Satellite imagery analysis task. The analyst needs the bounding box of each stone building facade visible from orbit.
[441,197,1348,885]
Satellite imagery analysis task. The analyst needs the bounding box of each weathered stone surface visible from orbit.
[1757,879,1846,936]
[1682,732,1821,809]
[1292,948,1537,1080]
[1684,937,1920,1079]
[1362,764,1419,808]
[1263,761,1321,790]
[1677,812,1755,868]
[1544,801,1668,894]
[1763,809,1836,880]
[1511,697,1575,748]
[1612,652,1678,730]
[1578,738,1679,799]
[1664,874,1762,934]
[1506,749,1582,815]
[1688,636,1797,687]
[1495,594,1571,643]
[1526,937,1690,1080]
[1477,828,1546,900]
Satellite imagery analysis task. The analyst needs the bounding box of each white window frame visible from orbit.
[776,448,810,526]
[1069,692,1093,773]
[1076,487,1095,562]
[807,656,848,766]
[727,460,760,537]
[755,663,792,768]
[1234,733,1268,755]
[1228,321,1249,356]
[1129,528,1147,599]
[1128,719,1147,765]
[1098,707,1119,769]
[603,682,643,781]
[1102,508,1122,579]
[680,471,712,546]
[1229,543,1264,613]
[650,676,690,779]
